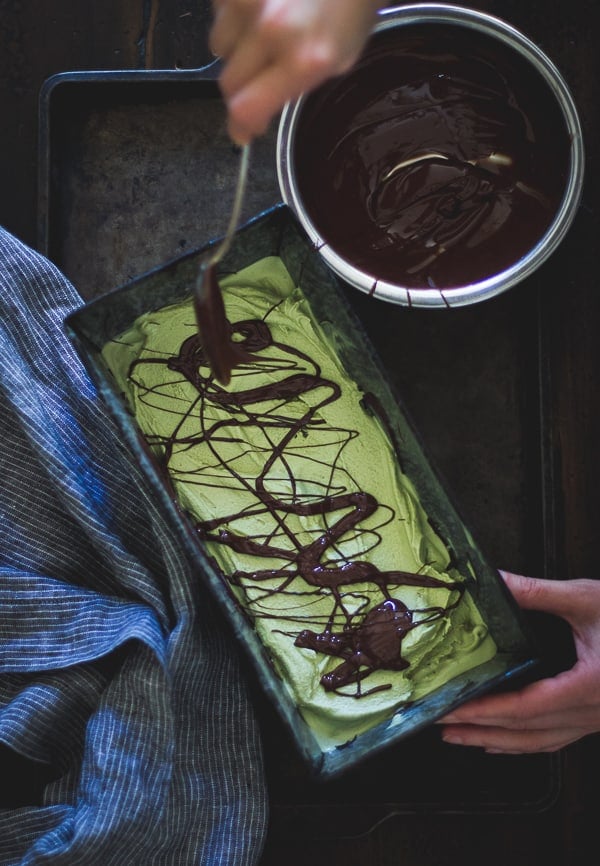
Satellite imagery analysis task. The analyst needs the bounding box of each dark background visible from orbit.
[1,1,599,864]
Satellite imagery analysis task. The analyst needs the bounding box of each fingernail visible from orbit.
[442,733,463,745]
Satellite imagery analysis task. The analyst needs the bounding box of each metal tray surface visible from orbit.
[38,68,280,299]
[39,69,564,819]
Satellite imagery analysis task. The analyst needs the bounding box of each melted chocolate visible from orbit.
[129,304,464,696]
[194,263,253,385]
[293,24,571,289]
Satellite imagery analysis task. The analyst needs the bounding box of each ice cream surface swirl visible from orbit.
[102,256,496,746]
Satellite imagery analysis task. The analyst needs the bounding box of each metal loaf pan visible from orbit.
[65,203,539,780]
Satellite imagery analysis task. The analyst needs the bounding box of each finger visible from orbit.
[501,571,599,623]
[439,664,593,724]
[222,27,343,103]
[209,2,254,59]
[441,722,586,754]
[441,701,600,734]
[226,58,327,143]
[218,36,273,102]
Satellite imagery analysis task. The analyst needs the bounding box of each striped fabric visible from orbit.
[0,227,267,864]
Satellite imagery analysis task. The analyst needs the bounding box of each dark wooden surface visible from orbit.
[1,1,599,864]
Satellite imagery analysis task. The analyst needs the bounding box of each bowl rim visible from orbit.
[276,3,585,308]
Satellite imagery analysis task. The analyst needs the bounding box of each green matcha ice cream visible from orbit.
[102,256,496,747]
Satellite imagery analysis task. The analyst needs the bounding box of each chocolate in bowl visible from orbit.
[277,5,584,307]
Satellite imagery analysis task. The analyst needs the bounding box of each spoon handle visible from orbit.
[209,143,251,267]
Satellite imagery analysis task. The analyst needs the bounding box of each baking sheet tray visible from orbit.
[38,69,565,826]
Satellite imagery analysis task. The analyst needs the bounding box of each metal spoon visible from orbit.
[193,143,251,386]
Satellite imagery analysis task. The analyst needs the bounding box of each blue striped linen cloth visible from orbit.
[0,226,268,864]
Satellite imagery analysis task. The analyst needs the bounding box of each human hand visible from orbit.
[209,0,382,143]
[439,571,600,753]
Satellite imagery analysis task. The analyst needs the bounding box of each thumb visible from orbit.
[500,570,590,623]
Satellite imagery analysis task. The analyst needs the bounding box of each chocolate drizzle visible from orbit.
[128,299,464,697]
